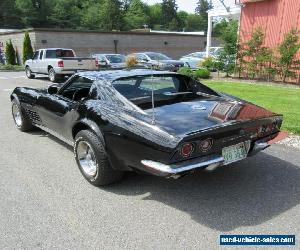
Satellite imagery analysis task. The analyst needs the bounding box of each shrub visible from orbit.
[22,32,34,64]
[200,56,215,71]
[177,66,193,77]
[15,48,21,65]
[276,28,300,82]
[243,27,273,79]
[125,56,138,67]
[0,64,24,71]
[5,39,16,65]
[193,68,210,79]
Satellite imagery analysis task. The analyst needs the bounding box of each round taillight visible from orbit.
[199,138,213,152]
[181,143,194,157]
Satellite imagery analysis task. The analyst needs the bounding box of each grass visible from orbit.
[203,80,300,135]
[0,64,24,71]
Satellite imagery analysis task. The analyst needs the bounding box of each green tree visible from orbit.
[5,40,16,65]
[148,3,162,29]
[22,32,34,64]
[80,0,104,30]
[177,11,188,31]
[243,27,269,78]
[277,28,300,82]
[195,0,213,32]
[0,0,23,28]
[49,0,82,29]
[123,0,149,30]
[15,48,21,65]
[213,18,229,36]
[218,19,239,76]
[15,0,53,28]
[99,0,123,31]
[168,18,180,31]
[161,0,178,30]
[185,14,204,32]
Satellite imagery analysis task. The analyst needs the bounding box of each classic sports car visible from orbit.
[11,69,285,186]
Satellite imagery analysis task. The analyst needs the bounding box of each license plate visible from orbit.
[222,142,248,165]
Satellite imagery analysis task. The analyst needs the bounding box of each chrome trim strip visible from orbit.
[141,156,224,175]
[249,141,270,156]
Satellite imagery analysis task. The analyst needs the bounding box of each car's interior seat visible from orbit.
[73,88,90,101]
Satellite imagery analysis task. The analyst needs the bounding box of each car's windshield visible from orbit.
[146,53,171,61]
[106,54,126,63]
[46,49,75,58]
[112,75,218,110]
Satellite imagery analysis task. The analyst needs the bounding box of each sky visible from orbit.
[144,0,236,13]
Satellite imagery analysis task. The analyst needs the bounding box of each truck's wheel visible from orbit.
[74,130,124,186]
[25,66,35,79]
[11,99,34,132]
[48,67,58,82]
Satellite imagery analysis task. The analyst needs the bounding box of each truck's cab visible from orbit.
[25,48,97,82]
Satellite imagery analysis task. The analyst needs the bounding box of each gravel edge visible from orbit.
[276,134,300,151]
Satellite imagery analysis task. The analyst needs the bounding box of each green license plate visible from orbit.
[222,142,248,165]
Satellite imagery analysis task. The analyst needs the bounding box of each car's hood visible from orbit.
[144,96,277,136]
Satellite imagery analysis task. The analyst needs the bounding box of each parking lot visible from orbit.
[0,71,299,249]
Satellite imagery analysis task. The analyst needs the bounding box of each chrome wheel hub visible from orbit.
[76,141,97,177]
[26,68,31,77]
[49,70,54,81]
[12,103,22,127]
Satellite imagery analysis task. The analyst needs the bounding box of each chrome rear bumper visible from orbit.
[141,140,274,178]
[141,155,224,178]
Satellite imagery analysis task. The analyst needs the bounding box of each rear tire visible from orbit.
[11,99,34,132]
[48,67,59,82]
[74,130,124,186]
[25,66,35,79]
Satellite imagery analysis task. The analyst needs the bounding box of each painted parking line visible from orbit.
[2,89,13,92]
[0,76,8,79]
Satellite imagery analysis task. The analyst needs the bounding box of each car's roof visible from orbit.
[131,52,164,55]
[41,48,74,50]
[77,69,178,81]
[93,53,124,56]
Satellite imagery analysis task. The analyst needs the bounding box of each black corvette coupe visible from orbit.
[11,69,285,186]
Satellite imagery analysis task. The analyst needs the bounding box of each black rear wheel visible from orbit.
[74,130,124,186]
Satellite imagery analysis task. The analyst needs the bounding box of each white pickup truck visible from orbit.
[25,48,97,82]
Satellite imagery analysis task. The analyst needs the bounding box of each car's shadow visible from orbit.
[33,75,69,83]
[105,152,300,232]
[29,130,300,232]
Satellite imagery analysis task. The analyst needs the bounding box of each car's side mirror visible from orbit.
[48,84,59,94]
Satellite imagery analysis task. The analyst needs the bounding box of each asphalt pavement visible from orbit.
[0,71,299,249]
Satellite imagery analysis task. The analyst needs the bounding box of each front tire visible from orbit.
[25,66,35,79]
[11,99,34,132]
[74,130,124,186]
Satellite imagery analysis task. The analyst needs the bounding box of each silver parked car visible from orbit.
[180,52,206,69]
[93,53,126,69]
[128,52,184,72]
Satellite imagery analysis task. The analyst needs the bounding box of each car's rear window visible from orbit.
[45,49,75,58]
[112,75,218,109]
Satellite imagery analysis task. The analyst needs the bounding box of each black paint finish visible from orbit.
[11,69,283,175]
